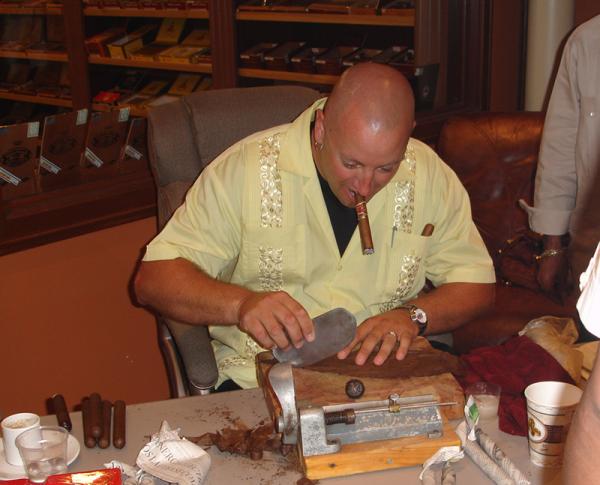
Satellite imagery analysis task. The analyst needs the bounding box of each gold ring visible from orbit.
[387,330,398,341]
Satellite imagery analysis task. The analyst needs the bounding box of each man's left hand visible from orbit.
[337,309,418,365]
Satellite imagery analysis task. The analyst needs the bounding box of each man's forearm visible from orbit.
[134,257,252,326]
[404,282,495,335]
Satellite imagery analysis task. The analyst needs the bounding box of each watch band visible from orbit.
[398,304,428,336]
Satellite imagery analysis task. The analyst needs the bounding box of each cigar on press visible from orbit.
[88,392,103,439]
[98,400,112,449]
[113,400,126,449]
[81,398,97,448]
[355,195,374,255]
[52,394,72,431]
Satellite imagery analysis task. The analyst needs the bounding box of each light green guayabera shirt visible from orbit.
[144,98,495,388]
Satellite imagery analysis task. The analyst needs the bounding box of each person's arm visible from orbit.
[134,258,314,350]
[337,282,494,365]
[563,345,600,484]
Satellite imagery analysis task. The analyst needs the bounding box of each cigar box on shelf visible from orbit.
[0,16,42,51]
[307,0,379,14]
[239,42,279,68]
[26,15,65,53]
[195,76,211,91]
[371,45,409,65]
[264,41,306,71]
[19,62,62,96]
[93,69,148,106]
[237,0,282,12]
[119,117,148,174]
[291,46,328,73]
[167,73,202,96]
[38,109,88,191]
[119,0,141,7]
[186,0,208,8]
[85,26,127,57]
[118,78,172,107]
[157,28,210,64]
[342,47,383,67]
[0,120,40,200]
[107,24,157,60]
[37,64,69,97]
[128,18,185,61]
[315,45,358,74]
[0,62,33,92]
[81,108,130,181]
[380,0,414,15]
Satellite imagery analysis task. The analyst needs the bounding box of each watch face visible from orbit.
[414,308,427,323]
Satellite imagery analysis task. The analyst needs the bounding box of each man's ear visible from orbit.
[314,109,325,145]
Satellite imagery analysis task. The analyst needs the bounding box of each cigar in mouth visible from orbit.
[355,194,374,255]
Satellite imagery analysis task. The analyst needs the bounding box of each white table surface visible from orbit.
[35,389,562,485]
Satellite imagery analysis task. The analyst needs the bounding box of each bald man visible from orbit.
[135,63,495,390]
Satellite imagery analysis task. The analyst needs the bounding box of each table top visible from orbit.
[36,389,563,485]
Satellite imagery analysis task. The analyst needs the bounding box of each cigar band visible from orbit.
[355,202,368,216]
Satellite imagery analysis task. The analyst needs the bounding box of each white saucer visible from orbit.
[0,435,80,480]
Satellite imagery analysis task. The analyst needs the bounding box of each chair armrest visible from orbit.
[164,318,218,393]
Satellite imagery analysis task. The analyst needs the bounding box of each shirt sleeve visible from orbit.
[521,33,580,235]
[143,147,244,280]
[423,154,496,287]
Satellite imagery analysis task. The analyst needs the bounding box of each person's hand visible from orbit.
[537,252,569,295]
[336,310,418,366]
[236,291,315,351]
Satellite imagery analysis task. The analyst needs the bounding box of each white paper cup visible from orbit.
[524,381,582,467]
[1,412,41,466]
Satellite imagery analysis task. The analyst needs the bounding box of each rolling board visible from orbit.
[256,337,464,479]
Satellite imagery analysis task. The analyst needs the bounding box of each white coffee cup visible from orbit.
[524,381,582,467]
[1,413,41,466]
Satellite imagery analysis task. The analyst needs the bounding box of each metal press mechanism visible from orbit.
[268,362,454,457]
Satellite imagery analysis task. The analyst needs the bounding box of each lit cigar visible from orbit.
[355,194,374,255]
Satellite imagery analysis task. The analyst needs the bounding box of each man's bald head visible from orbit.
[324,63,415,136]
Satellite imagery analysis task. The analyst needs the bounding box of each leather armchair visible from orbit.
[146,86,322,397]
[437,112,578,353]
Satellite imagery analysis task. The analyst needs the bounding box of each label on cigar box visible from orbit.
[120,117,148,174]
[1,468,122,485]
[157,45,208,64]
[342,47,383,67]
[291,46,328,73]
[264,41,306,70]
[239,42,279,68]
[315,46,359,74]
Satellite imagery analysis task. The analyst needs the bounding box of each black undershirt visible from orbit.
[316,170,357,257]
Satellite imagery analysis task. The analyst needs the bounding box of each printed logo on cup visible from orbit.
[524,381,582,468]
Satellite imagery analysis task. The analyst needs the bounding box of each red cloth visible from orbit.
[457,335,575,436]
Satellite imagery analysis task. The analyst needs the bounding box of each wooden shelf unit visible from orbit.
[238,67,338,85]
[0,5,61,15]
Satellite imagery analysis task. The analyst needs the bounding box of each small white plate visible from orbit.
[0,434,80,480]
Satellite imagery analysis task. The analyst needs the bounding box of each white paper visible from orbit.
[136,421,211,485]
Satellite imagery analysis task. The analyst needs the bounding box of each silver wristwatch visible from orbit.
[399,304,428,336]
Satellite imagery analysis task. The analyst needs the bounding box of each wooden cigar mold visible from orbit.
[80,394,125,449]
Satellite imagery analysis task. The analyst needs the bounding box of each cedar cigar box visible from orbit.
[307,0,379,14]
[315,45,358,74]
[39,109,87,190]
[291,46,328,73]
[264,41,306,71]
[0,121,40,200]
[0,16,41,51]
[371,45,409,64]
[85,27,127,57]
[167,73,202,96]
[380,0,414,15]
[119,117,148,174]
[239,42,279,68]
[128,18,185,61]
[27,15,65,53]
[118,78,171,106]
[37,64,69,97]
[157,28,210,64]
[342,47,382,67]
[81,108,129,181]
[92,69,146,105]
[108,25,157,59]
[19,62,62,96]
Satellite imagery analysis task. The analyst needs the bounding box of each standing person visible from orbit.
[134,63,495,390]
[520,15,600,303]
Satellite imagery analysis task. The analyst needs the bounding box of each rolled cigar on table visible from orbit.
[98,400,112,449]
[113,400,126,449]
[81,398,97,448]
[52,394,72,431]
[88,392,103,438]
[354,194,374,255]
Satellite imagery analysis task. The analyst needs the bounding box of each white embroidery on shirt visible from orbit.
[259,134,283,228]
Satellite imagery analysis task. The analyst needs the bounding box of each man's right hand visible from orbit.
[537,234,570,300]
[236,291,315,351]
